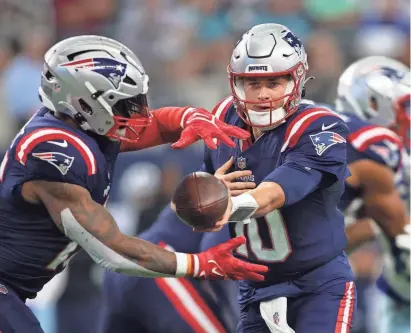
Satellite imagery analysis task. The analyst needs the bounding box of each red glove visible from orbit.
[188,236,268,281]
[171,108,250,150]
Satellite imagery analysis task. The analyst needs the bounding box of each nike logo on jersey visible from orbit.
[321,122,338,131]
[47,140,68,148]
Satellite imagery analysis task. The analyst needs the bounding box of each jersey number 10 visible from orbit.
[234,210,292,262]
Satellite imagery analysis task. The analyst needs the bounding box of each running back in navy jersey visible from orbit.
[202,98,351,285]
[0,108,119,300]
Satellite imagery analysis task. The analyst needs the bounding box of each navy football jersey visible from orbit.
[0,108,119,300]
[202,97,350,285]
[337,112,410,304]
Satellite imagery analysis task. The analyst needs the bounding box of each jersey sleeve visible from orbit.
[269,110,351,183]
[13,130,97,189]
[198,96,234,174]
[347,126,403,172]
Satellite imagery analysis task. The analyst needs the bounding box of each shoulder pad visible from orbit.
[211,96,234,121]
[15,127,97,176]
[347,125,403,152]
[282,106,345,152]
[348,126,403,169]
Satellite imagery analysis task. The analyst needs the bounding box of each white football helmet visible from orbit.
[38,35,151,143]
[228,23,309,129]
[336,56,410,128]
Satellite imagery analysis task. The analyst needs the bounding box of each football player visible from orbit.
[176,23,357,333]
[0,35,269,333]
[335,56,410,333]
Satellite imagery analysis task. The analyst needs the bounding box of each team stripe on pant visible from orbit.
[155,277,226,333]
[334,281,355,333]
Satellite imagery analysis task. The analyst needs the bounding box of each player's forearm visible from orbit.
[249,182,285,217]
[59,200,189,277]
[364,194,409,238]
[113,235,179,275]
[120,106,188,152]
[31,181,188,277]
[345,219,377,253]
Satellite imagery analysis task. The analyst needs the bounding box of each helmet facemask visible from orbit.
[229,62,306,130]
[106,94,152,142]
[393,94,410,151]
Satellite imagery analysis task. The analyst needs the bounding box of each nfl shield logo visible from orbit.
[0,284,8,294]
[237,156,246,169]
[273,312,280,325]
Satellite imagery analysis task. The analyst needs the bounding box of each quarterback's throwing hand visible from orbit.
[191,236,268,281]
[171,108,250,150]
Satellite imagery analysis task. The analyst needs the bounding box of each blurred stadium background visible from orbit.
[0,0,409,332]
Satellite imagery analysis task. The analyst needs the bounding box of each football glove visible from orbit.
[171,108,250,150]
[189,236,268,281]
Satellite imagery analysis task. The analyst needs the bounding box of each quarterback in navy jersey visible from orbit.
[172,24,357,333]
[335,56,410,333]
[0,36,269,333]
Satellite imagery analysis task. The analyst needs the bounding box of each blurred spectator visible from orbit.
[254,0,312,41]
[108,161,164,235]
[305,0,359,24]
[54,0,117,39]
[0,0,55,48]
[305,30,344,104]
[354,0,410,63]
[1,28,52,129]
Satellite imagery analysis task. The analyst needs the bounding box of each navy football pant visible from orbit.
[100,272,230,333]
[237,280,356,333]
[0,281,44,333]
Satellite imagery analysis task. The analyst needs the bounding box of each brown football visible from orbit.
[172,172,229,229]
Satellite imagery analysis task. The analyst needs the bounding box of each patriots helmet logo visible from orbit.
[282,31,303,58]
[310,131,346,156]
[378,66,405,81]
[61,58,127,88]
[32,152,75,175]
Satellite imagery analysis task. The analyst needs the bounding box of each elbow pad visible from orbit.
[60,208,172,278]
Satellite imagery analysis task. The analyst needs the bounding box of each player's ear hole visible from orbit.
[369,96,378,112]
[79,98,93,115]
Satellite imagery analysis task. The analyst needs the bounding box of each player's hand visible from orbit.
[215,157,256,196]
[171,108,250,150]
[192,236,268,281]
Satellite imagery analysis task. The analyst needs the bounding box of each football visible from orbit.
[172,172,229,229]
